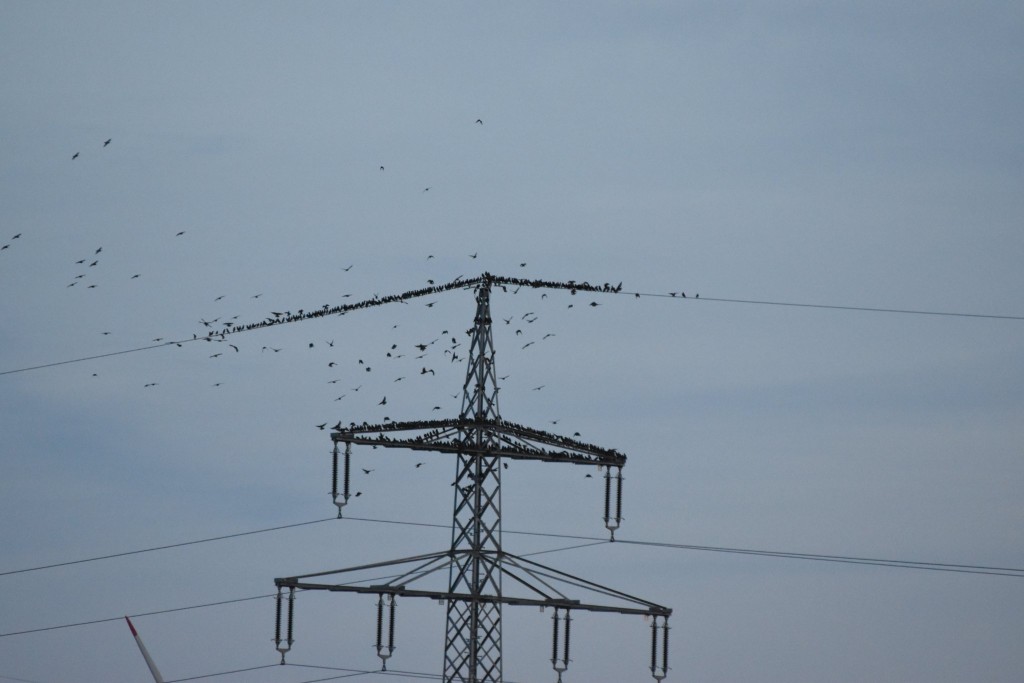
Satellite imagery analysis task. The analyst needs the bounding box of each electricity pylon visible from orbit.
[274,273,672,682]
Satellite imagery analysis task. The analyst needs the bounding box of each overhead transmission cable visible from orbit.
[631,291,1024,320]
[0,517,335,577]
[0,540,606,639]
[340,515,1024,577]
[2,276,1021,378]
[4,515,1021,584]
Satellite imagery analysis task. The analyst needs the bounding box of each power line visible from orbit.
[0,517,336,577]
[340,515,1024,578]
[163,663,279,682]
[166,661,538,683]
[0,339,196,377]
[3,286,1020,378]
[4,513,1021,584]
[1,514,1019,642]
[0,593,272,643]
[285,662,536,683]
[631,291,1024,320]
[0,541,604,639]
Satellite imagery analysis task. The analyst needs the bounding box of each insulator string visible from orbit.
[662,618,669,674]
[551,609,560,664]
[376,594,384,652]
[388,595,396,651]
[563,611,571,663]
[603,472,611,522]
[286,587,295,646]
[331,444,339,500]
[615,468,623,523]
[274,587,282,645]
[343,443,351,499]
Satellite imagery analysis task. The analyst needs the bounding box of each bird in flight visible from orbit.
[362,468,374,475]
[342,265,353,271]
[379,396,387,405]
[72,152,79,160]
[103,139,112,147]
[475,119,483,125]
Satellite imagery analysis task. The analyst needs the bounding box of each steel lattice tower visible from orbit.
[273,273,672,682]
[445,281,504,681]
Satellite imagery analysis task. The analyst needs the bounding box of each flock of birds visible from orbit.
[3,125,699,499]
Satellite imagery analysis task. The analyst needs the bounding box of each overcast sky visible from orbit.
[2,3,1023,682]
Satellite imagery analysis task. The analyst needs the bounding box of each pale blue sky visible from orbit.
[2,3,1023,682]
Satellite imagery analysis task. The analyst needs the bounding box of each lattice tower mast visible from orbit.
[272,274,672,682]
[445,280,503,682]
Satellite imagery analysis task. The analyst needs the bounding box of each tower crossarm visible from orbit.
[331,418,627,468]
[275,549,671,618]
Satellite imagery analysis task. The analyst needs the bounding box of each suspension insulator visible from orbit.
[274,587,284,660]
[603,468,621,540]
[551,608,560,667]
[331,444,339,500]
[388,594,397,652]
[286,588,295,648]
[551,608,571,680]
[376,594,384,655]
[376,594,396,669]
[334,442,351,517]
[615,467,624,524]
[649,615,669,681]
[564,611,572,663]
[275,586,294,664]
